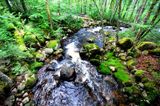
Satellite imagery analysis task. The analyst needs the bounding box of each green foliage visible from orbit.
[99,52,130,83]
[30,62,43,72]
[12,62,29,75]
[135,70,144,77]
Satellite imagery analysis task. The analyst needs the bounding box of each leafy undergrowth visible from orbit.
[136,55,160,71]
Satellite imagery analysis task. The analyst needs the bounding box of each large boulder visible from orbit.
[137,42,157,51]
[149,48,160,56]
[117,38,133,51]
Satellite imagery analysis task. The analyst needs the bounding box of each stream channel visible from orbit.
[33,26,127,106]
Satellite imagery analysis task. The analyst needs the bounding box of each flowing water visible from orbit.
[33,26,127,106]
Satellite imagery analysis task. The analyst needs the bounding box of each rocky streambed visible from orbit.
[32,26,127,106]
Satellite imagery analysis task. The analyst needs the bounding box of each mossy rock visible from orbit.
[149,48,160,56]
[117,38,133,51]
[0,81,10,95]
[34,52,44,59]
[134,69,144,77]
[46,40,59,49]
[126,59,136,70]
[137,42,157,51]
[104,31,110,36]
[83,43,99,52]
[25,74,37,89]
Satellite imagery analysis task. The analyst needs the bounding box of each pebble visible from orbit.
[17,83,25,91]
[22,97,30,104]
[44,48,53,54]
[109,66,116,72]
[12,88,17,94]
[23,92,28,97]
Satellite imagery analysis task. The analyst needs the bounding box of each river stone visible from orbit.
[44,48,53,54]
[137,42,157,51]
[5,95,15,106]
[46,40,59,49]
[22,97,30,104]
[25,74,37,89]
[60,65,76,81]
[17,82,25,91]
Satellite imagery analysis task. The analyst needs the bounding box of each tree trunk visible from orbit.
[58,0,61,15]
[5,0,12,12]
[45,0,53,30]
[20,0,27,13]
[116,0,122,44]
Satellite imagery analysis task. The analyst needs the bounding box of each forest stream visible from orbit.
[33,26,127,106]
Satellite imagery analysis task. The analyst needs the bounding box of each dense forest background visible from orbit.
[0,0,160,106]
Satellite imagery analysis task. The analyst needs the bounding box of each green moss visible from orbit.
[34,52,44,59]
[83,43,99,51]
[135,70,144,77]
[99,62,111,74]
[149,48,160,56]
[137,42,157,51]
[24,34,37,44]
[30,62,43,71]
[127,59,136,68]
[117,38,133,50]
[14,30,27,51]
[114,69,130,83]
[46,40,59,49]
[25,74,37,88]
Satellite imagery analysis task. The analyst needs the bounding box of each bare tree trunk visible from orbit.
[135,0,158,41]
[45,0,53,30]
[92,0,104,28]
[116,0,122,44]
[20,0,27,13]
[58,0,61,15]
[5,0,12,12]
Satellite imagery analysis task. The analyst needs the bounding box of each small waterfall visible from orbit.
[33,26,120,106]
